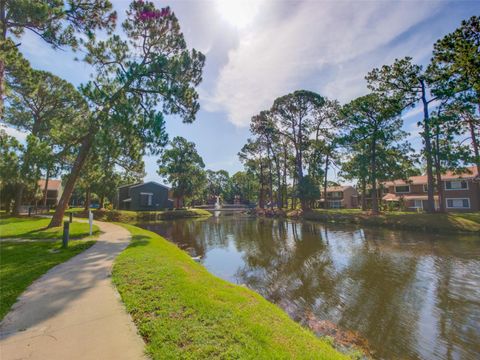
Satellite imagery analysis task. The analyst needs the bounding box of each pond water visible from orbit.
[137,214,480,360]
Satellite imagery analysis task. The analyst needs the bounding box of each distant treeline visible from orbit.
[237,16,479,214]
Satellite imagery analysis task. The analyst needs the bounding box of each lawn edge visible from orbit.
[112,223,353,359]
[300,210,480,234]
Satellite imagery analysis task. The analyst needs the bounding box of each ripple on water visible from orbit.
[137,217,480,360]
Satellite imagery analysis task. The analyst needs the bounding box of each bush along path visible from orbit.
[0,221,146,360]
[71,208,211,224]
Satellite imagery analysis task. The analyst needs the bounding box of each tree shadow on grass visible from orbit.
[127,235,151,248]
[6,226,100,240]
[0,235,130,340]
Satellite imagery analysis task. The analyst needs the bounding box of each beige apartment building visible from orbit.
[382,166,479,212]
[320,185,358,209]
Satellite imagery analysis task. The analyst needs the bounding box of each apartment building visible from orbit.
[382,166,479,212]
[320,185,358,209]
[37,179,63,207]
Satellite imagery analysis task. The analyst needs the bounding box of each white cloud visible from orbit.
[206,0,445,127]
[403,106,425,120]
[0,125,28,142]
[401,98,442,128]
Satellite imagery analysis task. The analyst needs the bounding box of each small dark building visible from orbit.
[117,182,173,211]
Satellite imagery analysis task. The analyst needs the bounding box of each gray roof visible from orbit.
[118,182,141,189]
[129,181,170,190]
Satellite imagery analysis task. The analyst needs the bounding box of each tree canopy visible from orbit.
[49,0,205,226]
[158,136,205,208]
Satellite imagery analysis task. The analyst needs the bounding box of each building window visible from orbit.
[423,184,428,192]
[47,190,58,198]
[328,200,342,208]
[445,180,468,190]
[140,192,153,206]
[395,185,410,193]
[412,199,423,209]
[328,191,343,198]
[446,198,470,209]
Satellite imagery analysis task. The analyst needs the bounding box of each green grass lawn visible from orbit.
[304,209,480,233]
[0,239,95,320]
[0,234,97,322]
[0,217,98,319]
[0,217,100,239]
[47,207,85,214]
[112,224,348,360]
[452,212,480,225]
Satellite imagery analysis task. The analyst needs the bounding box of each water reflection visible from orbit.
[139,217,480,360]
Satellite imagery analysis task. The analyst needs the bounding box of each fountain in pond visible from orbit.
[214,196,221,209]
[214,196,221,217]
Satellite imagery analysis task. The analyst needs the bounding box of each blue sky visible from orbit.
[7,0,480,182]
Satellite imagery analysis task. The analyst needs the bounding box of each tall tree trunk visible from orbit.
[0,57,4,117]
[273,152,282,208]
[0,2,5,40]
[276,164,282,209]
[421,82,435,213]
[282,145,288,209]
[5,197,11,214]
[291,178,297,210]
[259,161,265,209]
[296,148,305,210]
[370,138,379,215]
[361,178,367,211]
[99,195,105,209]
[433,129,445,212]
[43,169,50,208]
[267,147,274,209]
[434,162,444,213]
[468,115,480,176]
[14,130,34,215]
[49,134,93,227]
[296,124,304,181]
[295,120,306,210]
[0,0,6,118]
[13,184,24,215]
[323,153,329,209]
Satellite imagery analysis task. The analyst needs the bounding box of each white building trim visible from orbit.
[445,198,470,209]
[395,185,410,194]
[444,180,469,191]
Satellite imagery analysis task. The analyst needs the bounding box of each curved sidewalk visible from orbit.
[0,221,146,360]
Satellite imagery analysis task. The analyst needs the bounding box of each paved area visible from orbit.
[0,221,146,360]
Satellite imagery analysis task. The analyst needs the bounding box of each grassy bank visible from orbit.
[112,224,348,359]
[71,208,211,224]
[0,216,100,239]
[303,209,480,234]
[0,217,96,319]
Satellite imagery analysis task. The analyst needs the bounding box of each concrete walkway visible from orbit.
[0,221,146,360]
